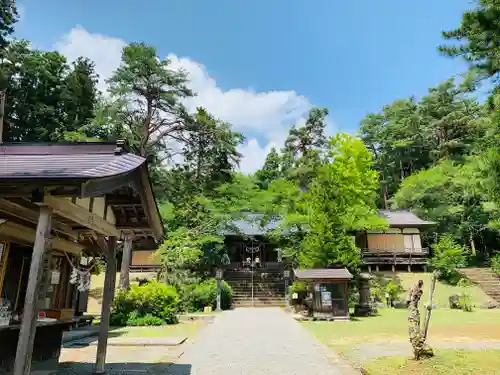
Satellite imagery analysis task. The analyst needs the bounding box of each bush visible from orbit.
[385,280,405,302]
[491,253,500,276]
[126,313,165,326]
[430,235,469,282]
[288,281,309,304]
[370,277,404,304]
[184,278,233,312]
[110,280,180,326]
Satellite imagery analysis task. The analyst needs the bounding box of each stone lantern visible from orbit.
[354,273,377,316]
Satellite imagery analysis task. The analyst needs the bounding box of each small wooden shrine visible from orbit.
[294,268,353,320]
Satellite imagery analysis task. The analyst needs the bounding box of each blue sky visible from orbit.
[16,0,471,172]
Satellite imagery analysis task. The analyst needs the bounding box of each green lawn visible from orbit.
[305,308,500,353]
[391,272,490,307]
[110,322,205,338]
[363,349,500,375]
[304,308,500,373]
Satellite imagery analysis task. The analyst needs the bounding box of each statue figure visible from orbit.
[407,279,434,360]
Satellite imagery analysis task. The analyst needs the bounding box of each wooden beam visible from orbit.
[0,220,85,255]
[13,205,52,375]
[0,198,78,239]
[94,236,117,374]
[44,196,120,237]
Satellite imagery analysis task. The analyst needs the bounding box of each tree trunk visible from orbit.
[119,236,133,290]
[470,234,476,257]
[407,276,435,360]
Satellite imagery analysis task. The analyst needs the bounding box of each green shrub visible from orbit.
[491,253,500,276]
[110,280,180,326]
[185,278,233,312]
[288,281,309,304]
[289,281,308,294]
[127,313,165,326]
[430,235,469,282]
[370,279,384,302]
[370,277,404,303]
[385,280,405,301]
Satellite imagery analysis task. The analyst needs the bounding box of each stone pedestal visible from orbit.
[353,273,377,316]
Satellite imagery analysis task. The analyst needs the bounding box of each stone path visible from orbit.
[167,307,356,375]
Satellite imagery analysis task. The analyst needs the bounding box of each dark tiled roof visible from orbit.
[294,268,353,280]
[223,210,433,236]
[0,142,145,179]
[222,213,282,236]
[378,210,436,227]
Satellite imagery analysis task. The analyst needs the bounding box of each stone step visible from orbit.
[227,280,283,285]
[230,284,285,288]
[233,297,285,302]
[459,268,500,303]
[233,293,284,298]
[233,296,284,301]
[233,302,286,308]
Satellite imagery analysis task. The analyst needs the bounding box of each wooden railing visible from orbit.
[362,248,429,266]
[362,248,429,255]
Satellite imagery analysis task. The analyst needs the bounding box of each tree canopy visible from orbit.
[6,0,500,275]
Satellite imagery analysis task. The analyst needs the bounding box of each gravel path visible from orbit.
[167,307,354,375]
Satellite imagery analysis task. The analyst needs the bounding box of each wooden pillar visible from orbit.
[94,237,117,375]
[392,265,395,273]
[13,206,52,375]
[119,235,133,290]
[375,265,380,272]
[368,265,372,273]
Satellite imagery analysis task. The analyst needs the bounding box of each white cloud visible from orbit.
[55,27,324,173]
[55,26,126,92]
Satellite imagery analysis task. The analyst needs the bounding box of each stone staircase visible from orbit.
[460,268,500,303]
[225,268,286,307]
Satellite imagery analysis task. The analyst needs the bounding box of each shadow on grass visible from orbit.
[58,361,192,374]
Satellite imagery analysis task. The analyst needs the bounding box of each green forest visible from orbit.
[3,0,500,278]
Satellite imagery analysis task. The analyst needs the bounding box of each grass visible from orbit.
[304,307,500,374]
[363,349,500,375]
[109,322,205,338]
[305,308,500,356]
[391,272,490,307]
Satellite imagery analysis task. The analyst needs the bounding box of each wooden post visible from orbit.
[94,237,117,375]
[119,235,133,290]
[368,265,372,273]
[13,206,52,375]
[216,278,222,312]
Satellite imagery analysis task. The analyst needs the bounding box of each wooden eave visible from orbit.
[0,142,164,252]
